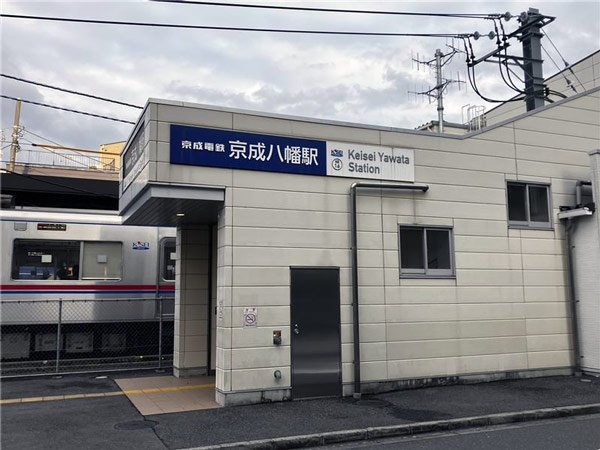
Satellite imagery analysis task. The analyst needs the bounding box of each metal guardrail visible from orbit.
[2,148,119,173]
[0,297,174,377]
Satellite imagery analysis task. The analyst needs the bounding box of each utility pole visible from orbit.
[410,48,464,134]
[519,8,545,111]
[8,99,22,172]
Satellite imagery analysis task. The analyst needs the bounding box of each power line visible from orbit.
[0,14,475,38]
[542,30,586,90]
[1,74,143,109]
[0,95,136,125]
[148,0,503,19]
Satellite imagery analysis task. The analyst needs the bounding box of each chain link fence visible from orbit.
[0,297,174,377]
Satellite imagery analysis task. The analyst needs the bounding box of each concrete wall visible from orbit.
[121,85,600,404]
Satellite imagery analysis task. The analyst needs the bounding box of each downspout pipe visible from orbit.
[576,180,592,207]
[350,182,429,399]
[563,218,582,375]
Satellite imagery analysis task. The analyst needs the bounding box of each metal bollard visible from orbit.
[158,297,163,369]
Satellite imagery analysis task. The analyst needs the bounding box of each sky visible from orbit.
[1,1,599,154]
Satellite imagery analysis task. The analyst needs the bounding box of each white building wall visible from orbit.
[574,150,600,374]
[133,86,599,404]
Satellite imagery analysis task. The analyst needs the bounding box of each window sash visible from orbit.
[507,182,551,228]
[399,226,454,277]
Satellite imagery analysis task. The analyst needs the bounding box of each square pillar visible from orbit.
[173,225,211,378]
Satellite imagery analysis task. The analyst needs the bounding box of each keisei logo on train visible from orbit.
[132,241,150,250]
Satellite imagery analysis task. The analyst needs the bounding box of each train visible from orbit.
[0,208,176,368]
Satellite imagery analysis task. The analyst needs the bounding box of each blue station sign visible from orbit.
[170,124,327,177]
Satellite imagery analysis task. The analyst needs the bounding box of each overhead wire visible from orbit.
[148,0,503,19]
[542,30,586,90]
[0,14,475,38]
[1,74,143,109]
[0,95,136,124]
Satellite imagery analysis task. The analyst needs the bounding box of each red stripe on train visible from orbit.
[0,284,175,291]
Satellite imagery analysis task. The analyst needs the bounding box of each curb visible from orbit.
[187,403,600,450]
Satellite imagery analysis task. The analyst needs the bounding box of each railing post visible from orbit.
[158,297,163,370]
[55,299,63,374]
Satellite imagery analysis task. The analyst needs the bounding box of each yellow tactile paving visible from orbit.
[0,382,215,406]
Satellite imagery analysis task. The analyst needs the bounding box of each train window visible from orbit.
[81,242,123,280]
[12,240,80,280]
[162,240,176,281]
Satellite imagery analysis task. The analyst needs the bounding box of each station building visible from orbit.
[119,51,600,406]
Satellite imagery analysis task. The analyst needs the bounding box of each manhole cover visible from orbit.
[114,420,157,430]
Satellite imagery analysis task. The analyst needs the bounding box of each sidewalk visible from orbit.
[2,373,600,450]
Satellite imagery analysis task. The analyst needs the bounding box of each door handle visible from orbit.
[293,324,300,335]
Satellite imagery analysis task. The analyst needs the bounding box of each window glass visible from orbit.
[507,183,527,222]
[426,229,451,269]
[12,240,80,280]
[400,227,424,269]
[528,185,549,223]
[162,241,176,281]
[82,242,122,279]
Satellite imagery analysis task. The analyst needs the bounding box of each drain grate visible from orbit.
[114,420,157,430]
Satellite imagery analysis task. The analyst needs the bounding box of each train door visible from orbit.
[158,238,176,317]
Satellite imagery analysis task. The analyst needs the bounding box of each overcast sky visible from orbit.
[1,1,599,153]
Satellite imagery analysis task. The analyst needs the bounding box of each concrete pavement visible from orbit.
[2,374,600,449]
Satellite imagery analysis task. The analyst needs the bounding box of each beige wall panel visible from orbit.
[415,165,508,188]
[385,286,457,304]
[457,303,525,321]
[527,334,571,352]
[523,270,568,287]
[458,320,526,338]
[360,323,387,343]
[533,105,600,126]
[456,286,524,303]
[527,350,572,369]
[379,131,441,149]
[290,120,382,144]
[514,116,600,140]
[520,238,564,255]
[388,336,526,360]
[388,199,507,221]
[414,184,507,205]
[453,219,508,237]
[386,304,458,322]
[387,357,458,379]
[357,286,386,304]
[359,304,386,323]
[383,250,400,268]
[516,160,590,180]
[231,187,348,212]
[399,278,457,287]
[361,361,389,381]
[456,269,523,286]
[232,169,356,195]
[524,302,569,319]
[526,318,569,335]
[455,353,528,374]
[516,145,590,167]
[230,306,289,327]
[156,105,233,129]
[360,342,387,362]
[455,253,522,270]
[232,113,294,136]
[231,347,290,370]
[156,162,233,186]
[232,227,350,249]
[231,327,290,348]
[231,367,291,391]
[387,322,459,341]
[232,246,353,267]
[516,125,599,153]
[416,149,516,174]
[523,286,567,303]
[231,208,349,231]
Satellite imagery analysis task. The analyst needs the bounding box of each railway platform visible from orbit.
[2,373,600,449]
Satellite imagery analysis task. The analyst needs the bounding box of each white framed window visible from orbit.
[398,226,454,277]
[81,242,123,280]
[507,182,551,228]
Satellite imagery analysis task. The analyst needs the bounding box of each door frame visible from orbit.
[289,266,342,399]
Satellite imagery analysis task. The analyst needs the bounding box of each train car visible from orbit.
[0,208,176,369]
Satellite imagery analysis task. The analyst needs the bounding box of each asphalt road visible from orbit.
[319,414,600,450]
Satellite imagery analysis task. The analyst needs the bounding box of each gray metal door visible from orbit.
[290,267,341,399]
